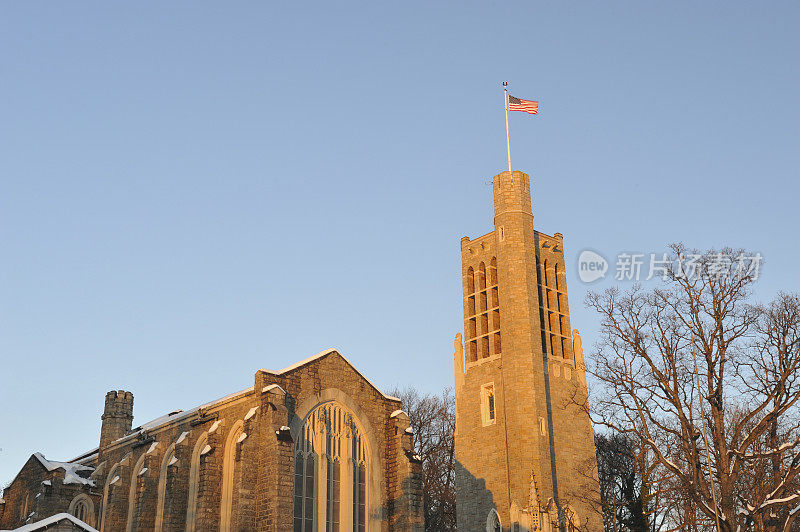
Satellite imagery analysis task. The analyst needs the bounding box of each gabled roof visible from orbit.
[4,452,95,492]
[2,512,98,532]
[29,350,398,464]
[259,348,400,401]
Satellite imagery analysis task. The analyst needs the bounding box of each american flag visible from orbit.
[508,95,539,114]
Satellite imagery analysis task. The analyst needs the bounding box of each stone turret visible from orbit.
[99,390,134,452]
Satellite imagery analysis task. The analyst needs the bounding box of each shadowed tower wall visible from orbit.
[454,170,600,531]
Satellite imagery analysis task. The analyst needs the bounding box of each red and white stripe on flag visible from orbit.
[508,95,539,114]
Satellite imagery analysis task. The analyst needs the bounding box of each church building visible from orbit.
[454,171,600,531]
[0,350,424,531]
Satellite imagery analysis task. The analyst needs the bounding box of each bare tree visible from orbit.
[587,244,800,532]
[595,432,671,532]
[389,386,456,531]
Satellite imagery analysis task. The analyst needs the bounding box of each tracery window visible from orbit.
[352,428,366,532]
[69,494,94,526]
[74,500,87,521]
[294,421,317,532]
[294,401,369,532]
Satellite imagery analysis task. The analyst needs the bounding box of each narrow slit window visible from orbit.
[481,383,497,426]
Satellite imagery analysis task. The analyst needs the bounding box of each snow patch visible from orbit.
[208,420,222,434]
[33,453,95,487]
[244,407,258,421]
[237,432,248,444]
[201,445,212,456]
[175,431,190,445]
[168,456,179,467]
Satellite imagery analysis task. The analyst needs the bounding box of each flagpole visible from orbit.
[503,82,512,174]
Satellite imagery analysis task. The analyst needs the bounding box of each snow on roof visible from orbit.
[69,350,399,457]
[33,453,95,487]
[4,512,99,531]
[260,349,401,401]
[390,410,408,419]
[267,348,338,374]
[68,448,99,464]
[261,384,285,394]
[110,387,254,447]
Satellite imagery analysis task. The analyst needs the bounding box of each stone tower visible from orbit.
[454,171,599,531]
[99,390,134,453]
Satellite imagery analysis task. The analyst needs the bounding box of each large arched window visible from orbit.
[69,493,95,526]
[294,402,369,532]
[185,431,209,532]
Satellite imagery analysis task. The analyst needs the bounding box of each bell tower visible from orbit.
[454,170,599,531]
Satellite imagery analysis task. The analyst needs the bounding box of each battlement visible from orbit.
[102,390,134,419]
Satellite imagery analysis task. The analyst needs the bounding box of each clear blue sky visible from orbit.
[1,2,798,486]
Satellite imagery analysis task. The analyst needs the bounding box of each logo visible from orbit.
[578,250,608,283]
